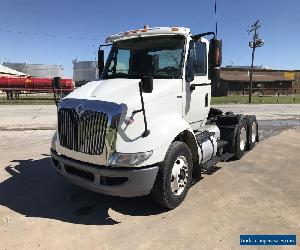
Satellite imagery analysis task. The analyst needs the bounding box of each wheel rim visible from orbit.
[170,156,189,196]
[240,127,247,151]
[251,122,257,143]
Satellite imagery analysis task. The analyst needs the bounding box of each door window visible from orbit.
[186,41,196,80]
[194,42,207,75]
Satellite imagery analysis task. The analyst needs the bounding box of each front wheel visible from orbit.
[152,141,193,209]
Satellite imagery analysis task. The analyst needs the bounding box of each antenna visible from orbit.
[214,0,218,37]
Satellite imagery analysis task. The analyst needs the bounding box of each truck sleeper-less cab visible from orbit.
[51,27,259,209]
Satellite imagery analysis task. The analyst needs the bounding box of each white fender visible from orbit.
[116,112,193,166]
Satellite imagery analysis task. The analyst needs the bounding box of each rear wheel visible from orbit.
[233,119,247,160]
[246,115,258,150]
[152,141,193,209]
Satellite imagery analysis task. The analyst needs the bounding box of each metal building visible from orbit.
[0,64,28,77]
[73,60,97,87]
[3,62,63,78]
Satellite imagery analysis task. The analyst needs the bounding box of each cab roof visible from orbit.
[105,27,191,43]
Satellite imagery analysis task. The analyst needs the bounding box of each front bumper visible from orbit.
[50,150,159,197]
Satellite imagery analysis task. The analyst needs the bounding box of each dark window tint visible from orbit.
[195,42,207,75]
[186,41,196,77]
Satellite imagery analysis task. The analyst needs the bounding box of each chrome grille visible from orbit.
[58,108,108,155]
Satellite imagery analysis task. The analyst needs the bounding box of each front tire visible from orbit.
[152,141,193,209]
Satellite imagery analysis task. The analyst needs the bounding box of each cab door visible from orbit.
[184,39,210,130]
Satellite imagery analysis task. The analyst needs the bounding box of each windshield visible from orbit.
[101,36,185,79]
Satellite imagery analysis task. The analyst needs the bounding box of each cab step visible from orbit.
[201,152,234,172]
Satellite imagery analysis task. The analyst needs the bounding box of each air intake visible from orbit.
[58,108,108,155]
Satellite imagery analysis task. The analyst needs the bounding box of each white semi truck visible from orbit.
[50,26,259,209]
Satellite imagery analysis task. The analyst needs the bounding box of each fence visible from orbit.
[229,88,300,96]
[225,88,300,103]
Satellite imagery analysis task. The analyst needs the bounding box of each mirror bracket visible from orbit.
[190,83,211,91]
[138,76,153,137]
[52,77,62,108]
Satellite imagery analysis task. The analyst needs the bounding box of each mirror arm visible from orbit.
[52,77,62,108]
[132,109,143,115]
[191,32,215,41]
[138,81,150,137]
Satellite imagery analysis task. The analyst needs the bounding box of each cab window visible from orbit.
[186,40,207,77]
[194,41,207,75]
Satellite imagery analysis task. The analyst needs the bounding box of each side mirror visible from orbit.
[209,39,222,67]
[140,76,153,93]
[52,77,61,89]
[98,49,104,78]
[208,67,220,83]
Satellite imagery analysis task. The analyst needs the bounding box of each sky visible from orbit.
[0,0,299,78]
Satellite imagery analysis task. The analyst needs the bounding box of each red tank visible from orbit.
[0,76,74,93]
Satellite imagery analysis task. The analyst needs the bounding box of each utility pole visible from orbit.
[248,20,264,103]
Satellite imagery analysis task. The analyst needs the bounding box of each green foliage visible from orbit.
[211,95,300,104]
[0,94,55,105]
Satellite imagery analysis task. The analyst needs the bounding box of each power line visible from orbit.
[0,27,99,41]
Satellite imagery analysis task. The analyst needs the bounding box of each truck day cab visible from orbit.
[50,26,259,209]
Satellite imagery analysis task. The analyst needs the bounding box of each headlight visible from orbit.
[51,132,57,151]
[108,151,153,167]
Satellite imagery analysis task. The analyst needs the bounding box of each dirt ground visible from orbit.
[0,127,299,249]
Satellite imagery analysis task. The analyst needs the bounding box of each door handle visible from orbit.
[190,83,211,91]
[205,93,208,107]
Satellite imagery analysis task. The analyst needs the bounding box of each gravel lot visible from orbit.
[0,104,300,130]
[0,104,299,249]
[213,104,300,120]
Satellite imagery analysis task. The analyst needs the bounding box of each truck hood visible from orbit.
[66,78,181,111]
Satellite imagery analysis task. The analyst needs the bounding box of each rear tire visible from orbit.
[246,115,258,150]
[233,119,247,160]
[152,141,193,209]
